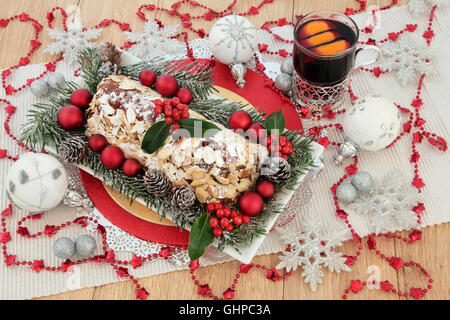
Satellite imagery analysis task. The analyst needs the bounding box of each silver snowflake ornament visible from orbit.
[350,171,420,234]
[408,0,447,17]
[43,18,102,65]
[276,210,351,291]
[123,19,186,60]
[378,35,435,86]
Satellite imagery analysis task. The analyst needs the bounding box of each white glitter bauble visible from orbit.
[208,15,258,65]
[53,237,75,259]
[5,153,68,212]
[280,59,294,75]
[342,95,401,152]
[351,171,373,192]
[30,79,49,96]
[47,72,66,89]
[275,73,292,92]
[75,235,97,257]
[336,183,357,204]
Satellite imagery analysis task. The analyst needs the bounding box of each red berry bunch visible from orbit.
[153,97,190,130]
[206,202,251,237]
[263,133,294,161]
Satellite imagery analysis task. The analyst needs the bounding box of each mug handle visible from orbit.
[353,45,382,70]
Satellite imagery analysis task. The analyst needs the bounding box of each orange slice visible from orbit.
[301,31,338,48]
[313,39,351,55]
[299,20,332,40]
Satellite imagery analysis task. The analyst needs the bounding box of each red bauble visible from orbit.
[100,146,124,170]
[155,74,178,97]
[238,192,264,216]
[256,180,275,199]
[57,105,85,131]
[176,87,193,104]
[139,69,156,87]
[70,89,92,109]
[88,134,108,153]
[229,111,252,131]
[247,123,266,143]
[122,158,142,177]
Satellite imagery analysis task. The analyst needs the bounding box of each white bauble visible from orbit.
[342,95,401,152]
[5,153,68,212]
[208,15,258,65]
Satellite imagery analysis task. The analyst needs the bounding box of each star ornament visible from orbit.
[409,287,424,300]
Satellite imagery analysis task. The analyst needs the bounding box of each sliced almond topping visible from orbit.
[195,187,208,203]
[237,178,251,192]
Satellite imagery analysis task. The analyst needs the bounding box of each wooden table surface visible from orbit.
[1,0,448,300]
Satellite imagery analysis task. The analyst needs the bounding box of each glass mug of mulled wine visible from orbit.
[292,10,382,112]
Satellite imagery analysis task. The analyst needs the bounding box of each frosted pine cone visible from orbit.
[98,42,121,65]
[144,169,171,195]
[58,136,87,163]
[171,185,195,210]
[98,61,120,81]
[261,157,291,184]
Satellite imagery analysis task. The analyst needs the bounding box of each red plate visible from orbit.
[81,61,302,245]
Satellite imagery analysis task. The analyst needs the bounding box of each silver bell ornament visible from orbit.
[30,78,49,96]
[334,95,401,165]
[208,15,258,88]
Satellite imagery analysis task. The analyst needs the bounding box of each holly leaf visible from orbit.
[141,120,170,154]
[177,118,220,138]
[188,213,213,261]
[264,110,285,136]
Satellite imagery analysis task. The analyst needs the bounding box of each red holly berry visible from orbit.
[171,123,180,131]
[223,208,231,217]
[220,217,229,227]
[88,134,108,152]
[154,106,163,114]
[206,203,216,212]
[171,97,181,105]
[216,209,224,218]
[164,105,173,116]
[214,203,223,210]
[230,210,239,218]
[233,216,242,226]
[241,215,250,224]
[181,110,190,119]
[225,224,234,232]
[229,111,252,131]
[213,227,223,237]
[70,89,92,109]
[209,217,219,228]
[279,135,287,146]
[165,117,173,124]
[139,69,157,87]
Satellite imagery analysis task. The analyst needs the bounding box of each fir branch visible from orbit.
[120,58,216,100]
[78,47,102,93]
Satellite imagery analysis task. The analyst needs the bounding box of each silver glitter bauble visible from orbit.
[30,79,49,96]
[74,235,97,257]
[280,59,294,75]
[53,237,75,259]
[351,171,373,192]
[275,73,292,93]
[336,183,357,204]
[47,72,66,89]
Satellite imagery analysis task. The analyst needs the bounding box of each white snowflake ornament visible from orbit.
[408,0,447,17]
[276,210,351,291]
[43,18,102,65]
[378,36,434,86]
[350,171,420,234]
[124,19,186,60]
